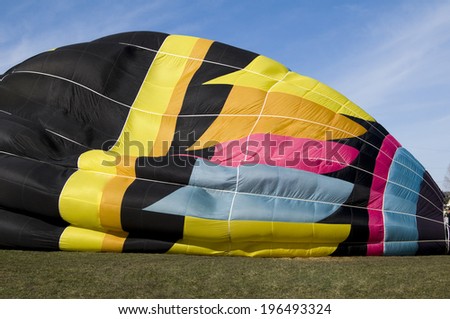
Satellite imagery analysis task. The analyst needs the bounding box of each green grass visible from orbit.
[1,250,449,298]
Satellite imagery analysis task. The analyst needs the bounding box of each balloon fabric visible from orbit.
[0,32,447,256]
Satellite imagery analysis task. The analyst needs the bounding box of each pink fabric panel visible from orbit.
[367,135,401,255]
[209,133,359,174]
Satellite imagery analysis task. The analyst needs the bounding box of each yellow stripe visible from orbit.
[205,55,289,89]
[152,38,213,156]
[59,226,105,251]
[232,220,351,243]
[112,35,204,157]
[78,150,117,175]
[101,232,127,252]
[183,216,229,242]
[170,216,351,257]
[189,87,367,150]
[191,55,368,150]
[59,226,127,252]
[99,175,135,231]
[169,241,345,257]
[205,55,374,121]
[273,73,375,121]
[183,217,351,243]
[59,170,114,230]
[254,92,366,139]
[59,35,213,235]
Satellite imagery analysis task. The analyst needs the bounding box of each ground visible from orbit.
[1,250,449,298]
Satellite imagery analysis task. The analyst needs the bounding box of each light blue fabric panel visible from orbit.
[234,163,353,222]
[231,193,345,223]
[384,242,418,256]
[383,148,425,256]
[143,159,236,219]
[189,159,237,191]
[144,186,234,220]
[145,159,354,223]
[238,163,354,203]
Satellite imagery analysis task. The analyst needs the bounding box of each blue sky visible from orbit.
[1,0,449,190]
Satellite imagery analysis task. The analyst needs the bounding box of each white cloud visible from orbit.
[325,1,450,188]
[334,2,450,111]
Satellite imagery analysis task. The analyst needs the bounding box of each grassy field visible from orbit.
[1,250,449,299]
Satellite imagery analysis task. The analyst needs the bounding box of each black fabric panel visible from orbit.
[205,41,260,70]
[135,154,197,184]
[122,178,182,213]
[348,116,390,136]
[94,31,169,51]
[170,41,259,155]
[0,153,73,219]
[327,160,373,255]
[0,112,82,166]
[325,119,387,184]
[416,242,447,256]
[122,237,174,253]
[121,155,198,242]
[331,243,368,257]
[324,179,370,256]
[121,190,185,242]
[416,171,446,255]
[324,121,387,256]
[1,72,127,151]
[329,207,369,256]
[121,208,184,243]
[13,41,154,107]
[0,207,66,250]
[170,82,232,152]
[0,35,160,155]
[120,176,185,241]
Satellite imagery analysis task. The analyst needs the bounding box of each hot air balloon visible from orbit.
[0,31,447,256]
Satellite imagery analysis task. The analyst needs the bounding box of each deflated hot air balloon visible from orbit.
[0,31,447,256]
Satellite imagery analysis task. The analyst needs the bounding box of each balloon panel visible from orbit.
[0,31,446,256]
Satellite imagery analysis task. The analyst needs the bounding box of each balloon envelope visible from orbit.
[0,32,447,256]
